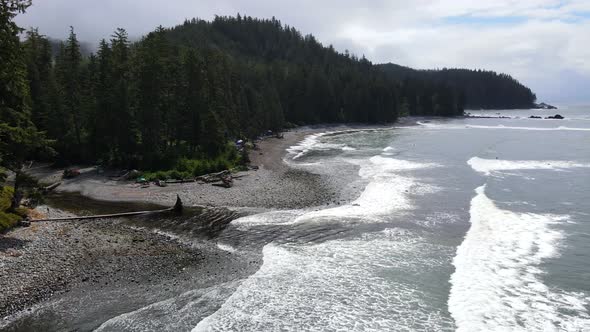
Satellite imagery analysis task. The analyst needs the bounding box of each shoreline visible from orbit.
[0,123,385,328]
[27,126,338,210]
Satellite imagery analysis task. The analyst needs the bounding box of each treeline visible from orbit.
[20,15,466,170]
[379,63,537,109]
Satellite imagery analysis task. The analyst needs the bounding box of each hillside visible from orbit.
[17,15,538,172]
[378,63,537,109]
[22,16,465,169]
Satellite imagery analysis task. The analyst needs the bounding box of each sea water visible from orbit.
[189,106,590,331]
[71,106,590,332]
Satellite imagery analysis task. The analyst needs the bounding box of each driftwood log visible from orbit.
[42,181,62,193]
[195,170,231,183]
[31,195,183,222]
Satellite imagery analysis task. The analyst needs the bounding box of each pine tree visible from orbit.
[0,0,51,209]
[53,27,84,160]
[110,28,136,162]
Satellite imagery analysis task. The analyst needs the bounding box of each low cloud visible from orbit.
[16,0,590,103]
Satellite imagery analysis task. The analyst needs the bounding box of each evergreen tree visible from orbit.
[0,0,50,209]
[9,14,535,175]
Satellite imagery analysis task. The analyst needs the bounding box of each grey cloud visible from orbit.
[15,0,590,104]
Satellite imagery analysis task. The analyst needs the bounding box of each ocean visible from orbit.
[16,107,589,332]
[189,106,590,331]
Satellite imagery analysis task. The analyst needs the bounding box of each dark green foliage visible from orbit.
[1,0,51,210]
[143,144,240,180]
[0,186,22,232]
[379,63,536,109]
[19,15,535,175]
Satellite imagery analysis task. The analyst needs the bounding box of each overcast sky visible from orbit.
[16,0,590,104]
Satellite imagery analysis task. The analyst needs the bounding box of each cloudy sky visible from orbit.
[16,0,590,104]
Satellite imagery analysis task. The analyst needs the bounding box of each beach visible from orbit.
[0,125,368,329]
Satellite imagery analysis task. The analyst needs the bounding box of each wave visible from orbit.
[285,132,328,160]
[468,157,590,176]
[448,186,590,331]
[285,131,361,160]
[466,124,590,131]
[416,121,590,131]
[193,232,454,331]
[293,156,439,223]
[95,282,242,332]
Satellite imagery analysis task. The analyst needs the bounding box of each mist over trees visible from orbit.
[6,12,535,173]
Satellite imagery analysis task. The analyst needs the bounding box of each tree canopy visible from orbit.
[379,63,536,109]
[14,15,535,172]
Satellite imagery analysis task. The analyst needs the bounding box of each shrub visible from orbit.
[0,187,23,232]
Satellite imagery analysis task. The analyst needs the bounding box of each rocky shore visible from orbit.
[1,125,371,330]
[26,127,349,210]
[0,204,255,328]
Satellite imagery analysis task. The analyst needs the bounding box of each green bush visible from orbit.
[141,141,244,181]
[0,187,23,232]
[0,186,13,211]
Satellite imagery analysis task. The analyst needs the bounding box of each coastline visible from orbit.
[27,127,342,210]
[0,123,382,328]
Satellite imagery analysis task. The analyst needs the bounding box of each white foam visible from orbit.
[286,132,355,160]
[95,282,241,332]
[286,132,327,160]
[466,124,590,131]
[231,210,306,229]
[193,232,453,332]
[416,121,590,131]
[216,243,237,253]
[359,156,439,178]
[468,157,590,176]
[449,186,590,332]
[293,156,439,223]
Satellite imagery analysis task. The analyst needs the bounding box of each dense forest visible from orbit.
[379,63,537,109]
[2,1,536,186]
[16,15,468,171]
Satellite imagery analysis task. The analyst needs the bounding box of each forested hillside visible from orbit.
[21,15,466,170]
[379,63,537,109]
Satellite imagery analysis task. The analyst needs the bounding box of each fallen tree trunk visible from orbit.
[31,195,183,222]
[196,170,230,183]
[164,178,196,184]
[43,181,62,193]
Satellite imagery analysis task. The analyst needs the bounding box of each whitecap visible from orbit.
[415,121,590,131]
[466,124,590,131]
[448,186,590,332]
[468,157,590,176]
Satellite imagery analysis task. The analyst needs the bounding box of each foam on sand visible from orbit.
[468,157,590,176]
[95,281,242,332]
[448,186,590,331]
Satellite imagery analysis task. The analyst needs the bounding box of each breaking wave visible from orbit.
[468,157,590,176]
[193,231,454,332]
[416,121,590,131]
[448,186,590,331]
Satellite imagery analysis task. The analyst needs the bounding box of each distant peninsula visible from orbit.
[378,63,538,110]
